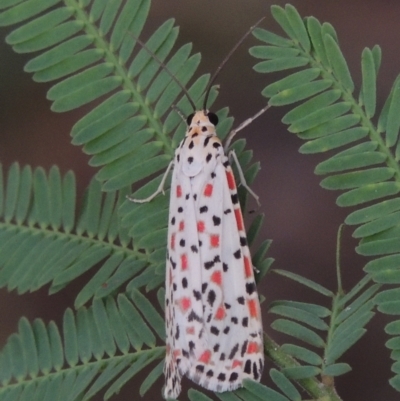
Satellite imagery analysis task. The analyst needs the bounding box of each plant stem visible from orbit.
[263,333,343,401]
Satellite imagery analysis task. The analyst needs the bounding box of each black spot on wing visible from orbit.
[246,282,256,295]
[212,216,221,226]
[229,372,239,382]
[210,326,219,335]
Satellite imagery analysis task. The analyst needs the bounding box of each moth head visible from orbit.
[186,110,219,127]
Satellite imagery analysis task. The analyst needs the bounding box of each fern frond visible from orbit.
[0,163,164,307]
[250,3,400,389]
[0,0,207,192]
[0,293,165,400]
[268,265,377,385]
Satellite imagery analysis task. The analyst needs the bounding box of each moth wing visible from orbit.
[186,159,264,392]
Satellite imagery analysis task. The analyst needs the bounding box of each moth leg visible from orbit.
[224,104,270,152]
[127,160,174,203]
[228,150,260,206]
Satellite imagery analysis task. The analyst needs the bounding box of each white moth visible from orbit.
[129,19,268,399]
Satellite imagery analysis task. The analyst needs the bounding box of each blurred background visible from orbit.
[1,0,399,399]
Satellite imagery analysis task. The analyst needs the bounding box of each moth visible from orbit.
[129,19,268,399]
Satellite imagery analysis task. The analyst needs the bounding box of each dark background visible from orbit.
[1,1,399,400]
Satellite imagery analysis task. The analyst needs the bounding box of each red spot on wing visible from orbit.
[173,349,182,358]
[248,299,258,318]
[170,233,175,250]
[232,360,243,369]
[179,221,185,231]
[247,342,259,354]
[226,170,236,190]
[214,306,225,320]
[204,184,213,197]
[176,185,182,197]
[197,221,205,233]
[234,208,244,231]
[180,297,191,311]
[210,234,220,248]
[186,326,195,334]
[199,350,211,364]
[211,271,222,286]
[244,256,252,278]
[181,254,188,270]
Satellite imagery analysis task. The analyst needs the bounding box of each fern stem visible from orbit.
[335,224,344,295]
[0,346,165,394]
[263,333,343,401]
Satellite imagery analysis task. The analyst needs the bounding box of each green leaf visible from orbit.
[321,168,394,191]
[188,389,214,401]
[322,363,352,376]
[353,210,400,238]
[273,269,333,296]
[282,89,341,125]
[298,114,360,140]
[270,369,301,401]
[361,47,376,117]
[269,79,332,106]
[285,5,310,51]
[271,5,296,39]
[254,57,309,73]
[243,379,290,401]
[324,33,354,92]
[0,0,61,26]
[249,45,300,59]
[252,27,293,47]
[386,78,400,147]
[300,127,369,154]
[270,301,331,318]
[269,305,329,330]
[139,359,163,396]
[346,198,400,225]
[261,68,320,97]
[307,17,329,66]
[280,344,322,365]
[337,182,400,207]
[316,151,386,175]
[386,320,400,335]
[272,319,325,347]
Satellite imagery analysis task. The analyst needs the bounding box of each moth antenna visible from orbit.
[202,16,266,111]
[130,34,197,111]
[171,104,186,122]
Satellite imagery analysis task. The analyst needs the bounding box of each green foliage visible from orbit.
[250,3,400,390]
[0,0,400,400]
[0,294,165,400]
